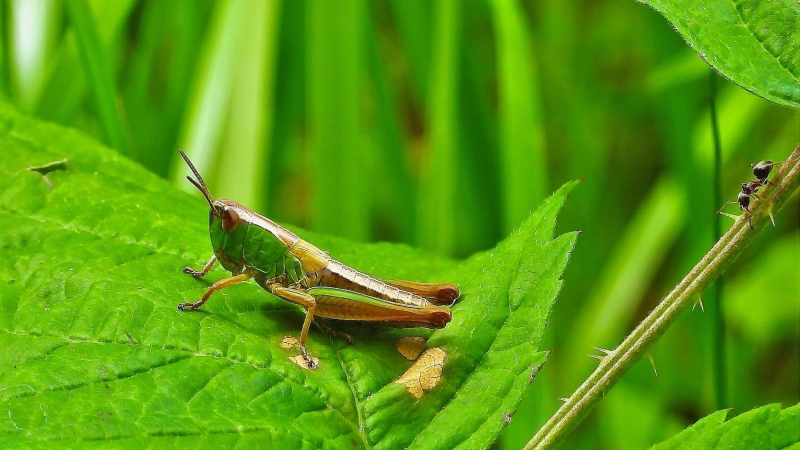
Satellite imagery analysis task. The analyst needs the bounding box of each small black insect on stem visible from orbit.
[716,160,785,229]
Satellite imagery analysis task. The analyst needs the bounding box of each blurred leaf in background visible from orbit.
[0,0,797,448]
[650,404,800,450]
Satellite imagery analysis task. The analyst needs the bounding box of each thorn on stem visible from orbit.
[646,353,658,377]
[766,209,776,227]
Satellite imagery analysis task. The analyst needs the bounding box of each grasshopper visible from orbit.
[177,151,459,368]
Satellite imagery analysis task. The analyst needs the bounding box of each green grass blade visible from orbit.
[15,4,52,105]
[64,0,131,156]
[452,42,503,255]
[121,0,169,173]
[215,0,281,211]
[708,70,727,410]
[266,2,305,222]
[122,0,212,177]
[307,0,369,241]
[6,0,58,111]
[490,0,548,234]
[388,0,432,105]
[171,0,242,193]
[531,0,610,333]
[416,0,460,255]
[364,11,416,242]
[37,1,135,137]
[34,27,87,124]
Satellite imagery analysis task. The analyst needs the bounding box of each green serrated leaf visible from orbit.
[639,0,800,108]
[0,103,577,449]
[651,404,800,450]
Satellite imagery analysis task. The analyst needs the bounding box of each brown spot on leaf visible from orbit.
[281,336,319,370]
[396,336,426,361]
[395,347,447,398]
[279,335,299,350]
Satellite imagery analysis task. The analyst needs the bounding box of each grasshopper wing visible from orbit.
[307,287,452,328]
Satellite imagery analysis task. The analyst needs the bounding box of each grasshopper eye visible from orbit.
[221,208,240,233]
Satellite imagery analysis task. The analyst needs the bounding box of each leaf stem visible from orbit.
[525,145,800,449]
[709,70,727,410]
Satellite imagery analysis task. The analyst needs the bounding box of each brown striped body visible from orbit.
[307,261,432,307]
[288,238,459,308]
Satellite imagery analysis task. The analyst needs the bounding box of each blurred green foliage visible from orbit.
[1,0,797,448]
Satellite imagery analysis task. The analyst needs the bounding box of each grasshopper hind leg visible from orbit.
[315,318,355,345]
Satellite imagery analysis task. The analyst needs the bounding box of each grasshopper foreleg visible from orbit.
[183,255,217,278]
[179,272,251,311]
[268,284,318,365]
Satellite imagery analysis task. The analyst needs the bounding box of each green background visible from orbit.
[0,0,798,448]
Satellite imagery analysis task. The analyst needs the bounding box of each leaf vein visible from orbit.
[0,330,359,436]
[331,340,370,449]
[3,353,192,400]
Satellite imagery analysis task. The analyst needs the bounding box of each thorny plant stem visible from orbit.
[525,145,800,450]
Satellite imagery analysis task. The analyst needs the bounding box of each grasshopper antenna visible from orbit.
[179,150,215,209]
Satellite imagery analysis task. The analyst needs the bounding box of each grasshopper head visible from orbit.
[179,150,300,250]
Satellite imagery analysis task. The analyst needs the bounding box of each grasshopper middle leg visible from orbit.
[268,284,318,362]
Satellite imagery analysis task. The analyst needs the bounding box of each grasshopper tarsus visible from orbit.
[299,349,318,369]
[300,348,311,363]
[183,256,218,278]
[177,301,200,311]
[182,267,203,278]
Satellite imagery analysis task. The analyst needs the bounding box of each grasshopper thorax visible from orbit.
[212,200,300,248]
